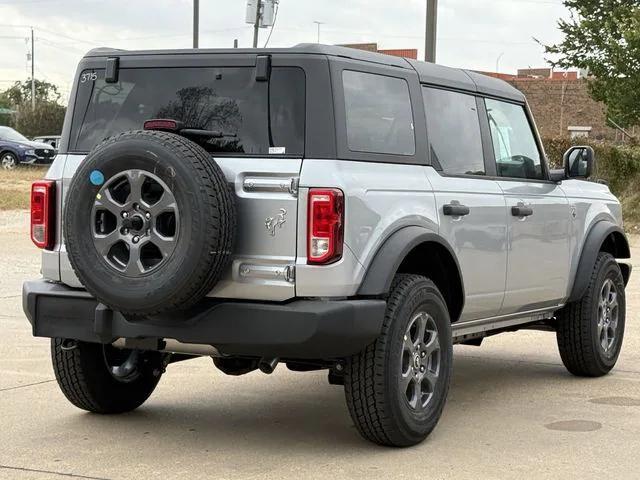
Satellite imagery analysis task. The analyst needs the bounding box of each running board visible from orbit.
[452,306,561,343]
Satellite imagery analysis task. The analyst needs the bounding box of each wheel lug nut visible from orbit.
[132,236,139,244]
[145,212,151,219]
[421,351,426,358]
[420,366,425,372]
[123,228,129,235]
[121,211,129,218]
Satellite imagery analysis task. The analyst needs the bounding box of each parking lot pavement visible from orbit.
[1,211,639,480]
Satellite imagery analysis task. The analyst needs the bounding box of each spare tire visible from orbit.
[64,130,235,315]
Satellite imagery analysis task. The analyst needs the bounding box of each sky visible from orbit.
[0,0,570,102]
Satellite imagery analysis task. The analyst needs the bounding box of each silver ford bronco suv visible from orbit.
[23,45,632,447]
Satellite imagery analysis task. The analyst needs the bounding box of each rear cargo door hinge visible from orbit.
[239,263,296,283]
[242,176,299,197]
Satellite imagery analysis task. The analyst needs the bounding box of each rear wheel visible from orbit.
[344,274,453,447]
[556,252,626,377]
[51,338,164,413]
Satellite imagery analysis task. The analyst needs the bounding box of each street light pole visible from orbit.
[193,0,199,48]
[253,0,262,48]
[496,52,505,73]
[425,0,437,62]
[31,27,35,111]
[313,21,324,43]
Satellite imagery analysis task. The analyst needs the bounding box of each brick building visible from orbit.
[339,43,418,60]
[479,68,628,142]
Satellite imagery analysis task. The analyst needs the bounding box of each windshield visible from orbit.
[71,66,305,156]
[0,127,29,143]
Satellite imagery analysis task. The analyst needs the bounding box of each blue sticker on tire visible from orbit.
[90,170,105,186]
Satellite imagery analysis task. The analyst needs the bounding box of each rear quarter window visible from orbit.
[342,70,415,156]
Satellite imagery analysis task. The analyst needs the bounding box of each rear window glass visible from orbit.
[342,70,415,156]
[71,67,305,156]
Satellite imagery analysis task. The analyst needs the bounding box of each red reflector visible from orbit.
[307,188,344,265]
[143,119,180,131]
[30,180,55,249]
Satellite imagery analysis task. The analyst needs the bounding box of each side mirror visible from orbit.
[563,146,594,179]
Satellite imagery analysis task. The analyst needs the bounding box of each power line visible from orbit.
[36,37,87,54]
[4,24,97,46]
[263,2,280,47]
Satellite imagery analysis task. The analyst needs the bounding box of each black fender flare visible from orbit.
[568,220,631,303]
[357,226,464,300]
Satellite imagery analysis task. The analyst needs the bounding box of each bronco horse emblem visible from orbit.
[265,208,287,236]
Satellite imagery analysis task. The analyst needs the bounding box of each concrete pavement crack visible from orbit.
[0,465,112,480]
[0,379,55,392]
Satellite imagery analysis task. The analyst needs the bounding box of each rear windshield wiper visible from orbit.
[180,128,237,139]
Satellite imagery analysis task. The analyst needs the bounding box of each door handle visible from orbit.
[443,203,470,216]
[511,205,533,217]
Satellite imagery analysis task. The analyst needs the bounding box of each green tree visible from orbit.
[0,79,61,107]
[0,79,66,134]
[11,102,66,137]
[544,0,640,127]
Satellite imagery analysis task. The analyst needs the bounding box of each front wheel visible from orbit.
[1,152,18,170]
[51,339,164,413]
[344,274,453,447]
[556,252,626,377]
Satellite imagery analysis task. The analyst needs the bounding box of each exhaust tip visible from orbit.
[258,357,279,374]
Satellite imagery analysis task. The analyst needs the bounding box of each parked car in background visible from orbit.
[32,135,62,150]
[0,126,56,169]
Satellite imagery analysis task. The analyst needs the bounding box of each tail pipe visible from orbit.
[258,357,279,374]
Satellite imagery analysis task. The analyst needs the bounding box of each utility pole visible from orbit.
[313,21,324,44]
[31,27,35,111]
[425,0,437,63]
[252,0,262,48]
[193,0,199,48]
[495,52,504,73]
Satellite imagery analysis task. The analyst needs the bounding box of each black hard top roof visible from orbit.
[84,43,523,102]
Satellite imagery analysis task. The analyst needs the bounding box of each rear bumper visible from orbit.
[22,279,386,359]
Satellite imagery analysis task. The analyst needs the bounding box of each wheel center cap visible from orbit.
[123,214,146,232]
[413,354,421,369]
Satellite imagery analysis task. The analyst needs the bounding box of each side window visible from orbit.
[422,87,485,175]
[485,99,543,180]
[342,70,415,156]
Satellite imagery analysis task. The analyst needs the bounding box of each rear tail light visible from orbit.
[307,188,344,264]
[30,180,55,249]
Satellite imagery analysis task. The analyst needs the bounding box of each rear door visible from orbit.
[61,53,307,301]
[422,87,508,322]
[483,98,570,314]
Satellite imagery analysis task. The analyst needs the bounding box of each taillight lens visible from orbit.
[307,188,344,264]
[143,119,181,131]
[30,180,55,249]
